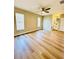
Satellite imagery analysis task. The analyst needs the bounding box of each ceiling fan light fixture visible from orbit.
[41,11,45,14]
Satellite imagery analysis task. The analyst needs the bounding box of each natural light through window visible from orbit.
[37,17,41,28]
[16,13,24,31]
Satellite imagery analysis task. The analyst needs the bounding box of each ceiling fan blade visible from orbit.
[44,10,49,13]
[60,0,64,4]
[42,8,45,11]
[46,8,51,10]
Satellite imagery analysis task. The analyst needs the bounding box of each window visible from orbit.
[37,17,41,28]
[15,13,24,31]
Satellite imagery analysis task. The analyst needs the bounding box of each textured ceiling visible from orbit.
[14,0,64,16]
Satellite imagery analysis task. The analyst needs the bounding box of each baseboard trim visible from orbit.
[53,29,64,32]
[14,30,39,37]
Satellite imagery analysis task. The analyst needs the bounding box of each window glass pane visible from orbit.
[37,17,41,27]
[16,13,24,30]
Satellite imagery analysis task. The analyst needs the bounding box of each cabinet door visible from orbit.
[59,18,64,31]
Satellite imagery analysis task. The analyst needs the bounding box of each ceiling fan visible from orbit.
[41,7,51,13]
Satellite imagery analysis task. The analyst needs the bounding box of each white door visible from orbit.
[43,16,52,31]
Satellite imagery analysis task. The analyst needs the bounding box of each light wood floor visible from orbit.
[14,30,64,59]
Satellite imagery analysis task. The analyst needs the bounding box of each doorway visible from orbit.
[43,16,52,31]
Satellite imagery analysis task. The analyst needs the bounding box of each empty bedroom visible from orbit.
[14,0,64,59]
